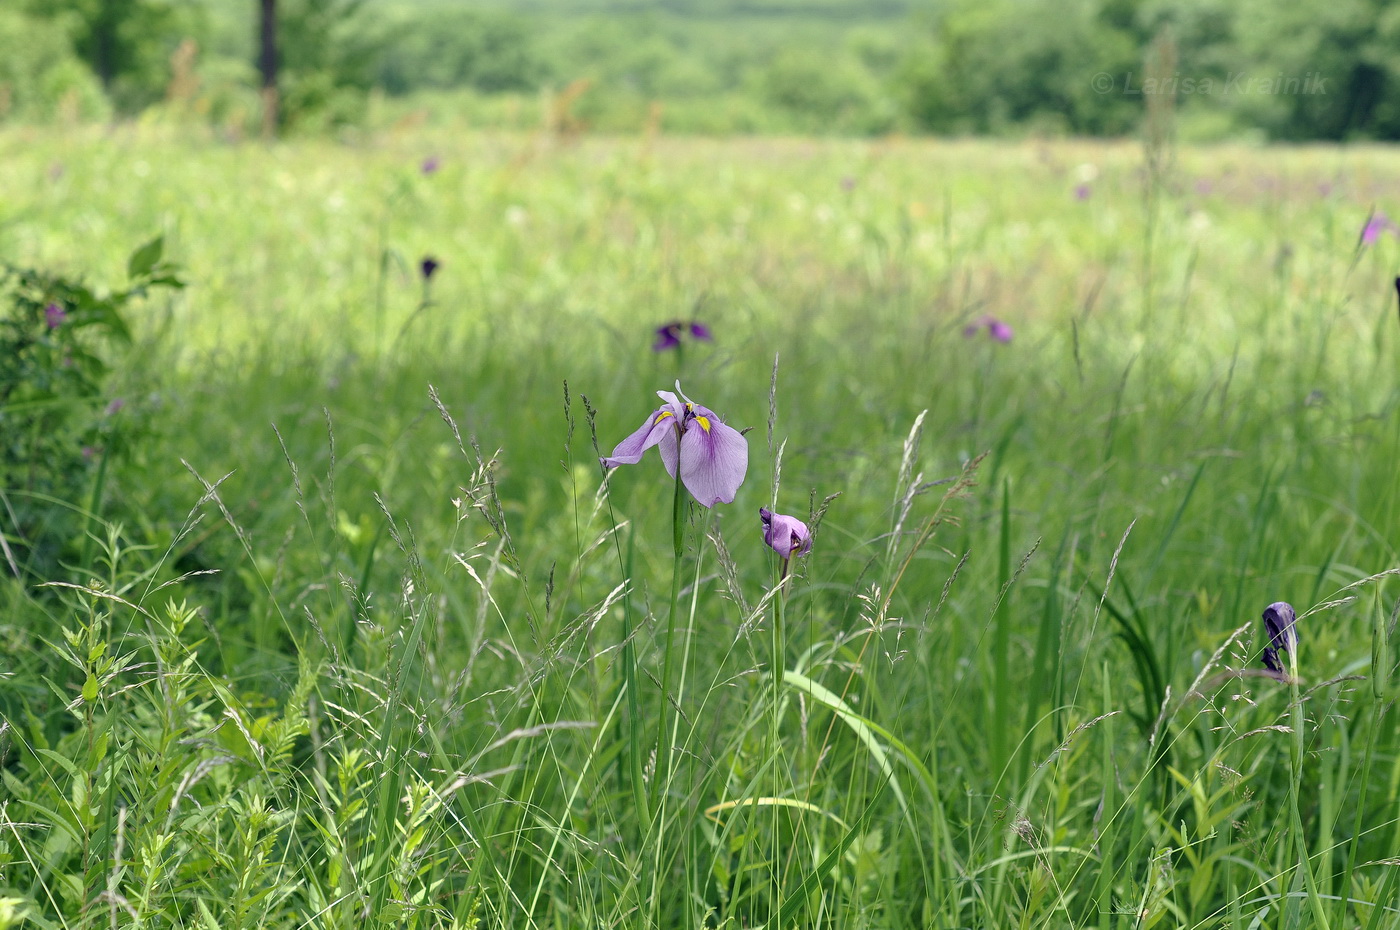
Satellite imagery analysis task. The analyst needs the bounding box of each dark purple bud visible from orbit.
[1393,276,1399,324]
[420,257,439,280]
[688,321,712,341]
[1262,601,1297,675]
[45,303,67,329]
[652,322,683,352]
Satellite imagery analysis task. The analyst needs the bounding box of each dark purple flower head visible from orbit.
[963,315,1012,343]
[1261,601,1297,676]
[759,508,811,560]
[1074,184,1092,201]
[653,320,711,352]
[45,303,67,329]
[600,383,748,508]
[421,156,440,175]
[1362,212,1396,246]
[421,256,439,280]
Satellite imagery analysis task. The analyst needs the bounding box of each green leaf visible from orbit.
[127,236,164,279]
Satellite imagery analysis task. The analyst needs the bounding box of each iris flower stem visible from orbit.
[654,454,687,812]
[770,556,789,917]
[1289,649,1332,930]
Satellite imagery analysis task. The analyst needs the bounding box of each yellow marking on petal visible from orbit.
[695,416,711,432]
[653,410,674,425]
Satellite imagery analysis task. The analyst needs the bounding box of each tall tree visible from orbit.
[259,0,278,136]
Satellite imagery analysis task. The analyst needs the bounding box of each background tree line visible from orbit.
[0,0,1397,140]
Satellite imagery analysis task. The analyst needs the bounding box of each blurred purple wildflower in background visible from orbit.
[1074,184,1091,201]
[840,176,856,192]
[759,508,812,560]
[1361,211,1396,245]
[420,256,439,280]
[105,398,125,416]
[653,320,713,352]
[421,156,440,175]
[600,385,748,507]
[1261,601,1297,676]
[963,315,1013,343]
[45,303,67,329]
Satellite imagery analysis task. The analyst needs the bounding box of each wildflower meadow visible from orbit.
[1,127,1399,929]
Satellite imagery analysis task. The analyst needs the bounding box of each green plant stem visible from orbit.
[1289,649,1333,930]
[770,556,790,921]
[654,461,687,812]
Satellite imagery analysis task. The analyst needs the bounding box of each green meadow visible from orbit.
[2,126,1399,928]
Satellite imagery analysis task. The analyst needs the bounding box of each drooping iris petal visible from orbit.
[688,322,712,341]
[676,405,747,507]
[601,403,680,467]
[653,323,683,352]
[760,508,812,559]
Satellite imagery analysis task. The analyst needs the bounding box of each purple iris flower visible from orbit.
[421,256,439,280]
[1362,212,1396,246]
[421,156,440,175]
[759,508,812,560]
[963,315,1013,343]
[1260,601,1297,676]
[600,384,748,508]
[45,303,67,329]
[653,320,712,352]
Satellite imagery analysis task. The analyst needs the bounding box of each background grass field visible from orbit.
[1,126,1399,928]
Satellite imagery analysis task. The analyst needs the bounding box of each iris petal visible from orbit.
[601,406,677,467]
[678,417,748,507]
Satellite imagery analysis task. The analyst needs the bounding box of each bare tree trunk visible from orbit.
[259,0,278,138]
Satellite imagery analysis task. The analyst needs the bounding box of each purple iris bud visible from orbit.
[1261,601,1297,676]
[421,156,440,175]
[600,383,749,508]
[45,303,67,329]
[964,315,1012,343]
[688,321,712,341]
[653,322,683,352]
[1074,184,1091,201]
[1362,212,1394,246]
[421,256,439,280]
[759,508,812,560]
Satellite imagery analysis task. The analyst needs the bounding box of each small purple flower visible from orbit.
[45,303,67,329]
[963,315,1013,343]
[653,320,711,352]
[1074,184,1092,201]
[421,156,440,175]
[1361,211,1396,246]
[1261,601,1297,676]
[104,398,125,416]
[759,508,811,560]
[600,383,748,508]
[421,256,439,280]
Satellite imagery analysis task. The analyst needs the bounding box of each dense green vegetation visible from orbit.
[2,0,1399,139]
[1,125,1398,926]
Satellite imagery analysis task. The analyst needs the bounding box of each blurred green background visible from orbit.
[3,0,1399,141]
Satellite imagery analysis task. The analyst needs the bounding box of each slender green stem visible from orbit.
[1289,648,1333,930]
[654,460,687,811]
[770,555,789,921]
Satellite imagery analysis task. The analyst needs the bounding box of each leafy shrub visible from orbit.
[0,237,182,579]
